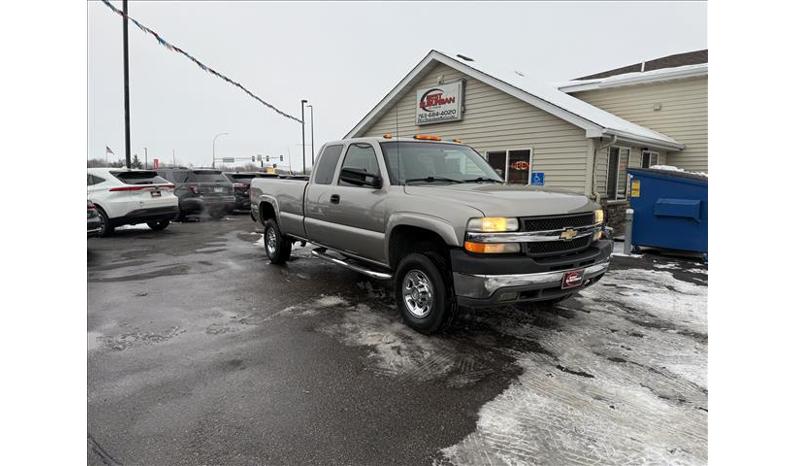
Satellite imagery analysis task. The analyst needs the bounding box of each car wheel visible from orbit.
[394,252,456,334]
[263,219,292,264]
[96,207,114,237]
[209,209,225,220]
[147,221,170,231]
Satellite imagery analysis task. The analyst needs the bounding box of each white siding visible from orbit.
[359,63,589,193]
[573,76,708,173]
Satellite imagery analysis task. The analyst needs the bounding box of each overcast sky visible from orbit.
[89,1,706,169]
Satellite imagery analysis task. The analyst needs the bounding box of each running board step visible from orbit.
[311,248,392,280]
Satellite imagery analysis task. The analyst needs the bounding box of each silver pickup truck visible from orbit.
[250,135,612,334]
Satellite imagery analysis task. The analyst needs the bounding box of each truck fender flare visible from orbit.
[256,195,280,224]
[385,213,459,260]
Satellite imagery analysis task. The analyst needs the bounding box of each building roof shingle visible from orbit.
[576,49,708,80]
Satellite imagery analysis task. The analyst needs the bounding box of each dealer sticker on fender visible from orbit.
[416,81,463,125]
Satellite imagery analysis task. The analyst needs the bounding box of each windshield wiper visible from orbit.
[404,176,464,184]
[461,177,502,183]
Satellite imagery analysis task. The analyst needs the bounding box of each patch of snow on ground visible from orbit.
[439,267,707,465]
[116,224,151,231]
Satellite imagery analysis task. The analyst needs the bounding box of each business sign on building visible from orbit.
[416,81,463,125]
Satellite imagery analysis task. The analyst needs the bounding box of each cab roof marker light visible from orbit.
[383,133,393,139]
[414,134,442,141]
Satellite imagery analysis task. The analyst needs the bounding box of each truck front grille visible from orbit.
[521,213,594,232]
[520,213,595,258]
[524,236,591,257]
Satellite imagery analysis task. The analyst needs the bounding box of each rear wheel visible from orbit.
[147,220,170,231]
[96,207,114,237]
[394,253,456,334]
[263,219,292,264]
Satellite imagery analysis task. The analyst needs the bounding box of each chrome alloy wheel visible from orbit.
[266,227,278,256]
[402,269,434,318]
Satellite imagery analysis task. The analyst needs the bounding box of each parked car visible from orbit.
[223,172,278,211]
[87,200,102,237]
[87,168,179,237]
[156,168,235,219]
[250,135,612,334]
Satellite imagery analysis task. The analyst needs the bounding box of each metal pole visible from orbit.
[144,147,148,169]
[308,104,315,166]
[212,132,228,168]
[122,0,131,169]
[301,99,307,174]
[172,149,175,167]
[623,208,634,255]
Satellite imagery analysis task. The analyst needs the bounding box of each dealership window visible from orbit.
[485,149,532,184]
[641,150,659,168]
[606,147,631,200]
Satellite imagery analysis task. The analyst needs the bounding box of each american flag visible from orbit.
[105,146,114,156]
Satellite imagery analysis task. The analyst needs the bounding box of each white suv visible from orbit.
[87,168,179,237]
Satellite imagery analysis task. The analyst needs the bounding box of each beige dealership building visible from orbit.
[346,49,707,228]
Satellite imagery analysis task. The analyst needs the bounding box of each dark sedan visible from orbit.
[223,172,277,211]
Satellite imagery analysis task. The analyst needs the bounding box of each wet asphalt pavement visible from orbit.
[88,215,708,465]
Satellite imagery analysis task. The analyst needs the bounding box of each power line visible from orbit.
[99,0,303,124]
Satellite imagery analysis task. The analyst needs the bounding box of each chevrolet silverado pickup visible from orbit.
[250,136,612,334]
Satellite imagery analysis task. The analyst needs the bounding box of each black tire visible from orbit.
[147,220,170,231]
[96,207,114,237]
[209,209,225,220]
[394,252,456,334]
[263,219,292,264]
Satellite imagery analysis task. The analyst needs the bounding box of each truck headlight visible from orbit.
[467,217,519,232]
[594,209,605,225]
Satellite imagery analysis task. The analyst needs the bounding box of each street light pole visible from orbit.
[301,99,308,174]
[212,132,229,168]
[308,104,315,166]
[122,0,131,169]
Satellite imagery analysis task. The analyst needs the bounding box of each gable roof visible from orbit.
[345,50,684,151]
[575,49,707,80]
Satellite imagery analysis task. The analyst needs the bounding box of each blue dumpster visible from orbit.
[627,168,708,257]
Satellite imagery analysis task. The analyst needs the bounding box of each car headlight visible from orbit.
[467,217,519,232]
[593,209,605,225]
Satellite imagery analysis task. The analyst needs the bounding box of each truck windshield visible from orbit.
[380,142,503,185]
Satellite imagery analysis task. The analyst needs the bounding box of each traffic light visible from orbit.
[266,155,270,162]
[273,163,277,169]
[279,155,284,162]
[251,155,255,162]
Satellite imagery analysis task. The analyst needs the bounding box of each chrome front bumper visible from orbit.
[453,259,610,305]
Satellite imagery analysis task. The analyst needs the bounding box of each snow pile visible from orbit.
[650,165,708,178]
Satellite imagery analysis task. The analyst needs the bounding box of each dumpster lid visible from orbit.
[628,167,708,184]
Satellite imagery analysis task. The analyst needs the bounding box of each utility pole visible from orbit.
[122,0,131,169]
[301,99,307,174]
[172,149,176,167]
[144,147,148,169]
[308,104,315,166]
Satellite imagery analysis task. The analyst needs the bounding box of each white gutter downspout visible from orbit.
[591,134,618,202]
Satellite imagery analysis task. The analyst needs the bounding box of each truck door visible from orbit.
[307,142,388,263]
[305,144,345,243]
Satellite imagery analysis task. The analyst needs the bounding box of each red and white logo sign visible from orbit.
[416,81,463,125]
[153,158,160,169]
[561,270,585,289]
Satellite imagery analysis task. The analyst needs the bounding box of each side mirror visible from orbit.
[339,167,382,188]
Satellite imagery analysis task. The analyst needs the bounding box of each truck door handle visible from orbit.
[330,194,340,204]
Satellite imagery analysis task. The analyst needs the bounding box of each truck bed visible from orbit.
[249,176,309,238]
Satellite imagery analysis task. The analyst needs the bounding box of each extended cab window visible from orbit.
[314,144,344,185]
[339,143,380,186]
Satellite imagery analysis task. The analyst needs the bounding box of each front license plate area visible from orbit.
[562,269,585,289]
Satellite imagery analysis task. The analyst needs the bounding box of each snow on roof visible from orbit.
[346,50,684,150]
[557,63,708,93]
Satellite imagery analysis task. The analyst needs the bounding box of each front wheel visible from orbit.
[96,207,114,237]
[263,219,292,264]
[394,253,455,334]
[147,220,170,231]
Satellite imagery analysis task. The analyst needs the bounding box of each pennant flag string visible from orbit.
[100,0,303,124]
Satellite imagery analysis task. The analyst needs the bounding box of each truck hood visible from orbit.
[403,183,597,217]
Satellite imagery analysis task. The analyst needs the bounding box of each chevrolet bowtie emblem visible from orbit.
[559,228,578,240]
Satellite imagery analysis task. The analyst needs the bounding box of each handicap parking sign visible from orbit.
[531,172,544,186]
